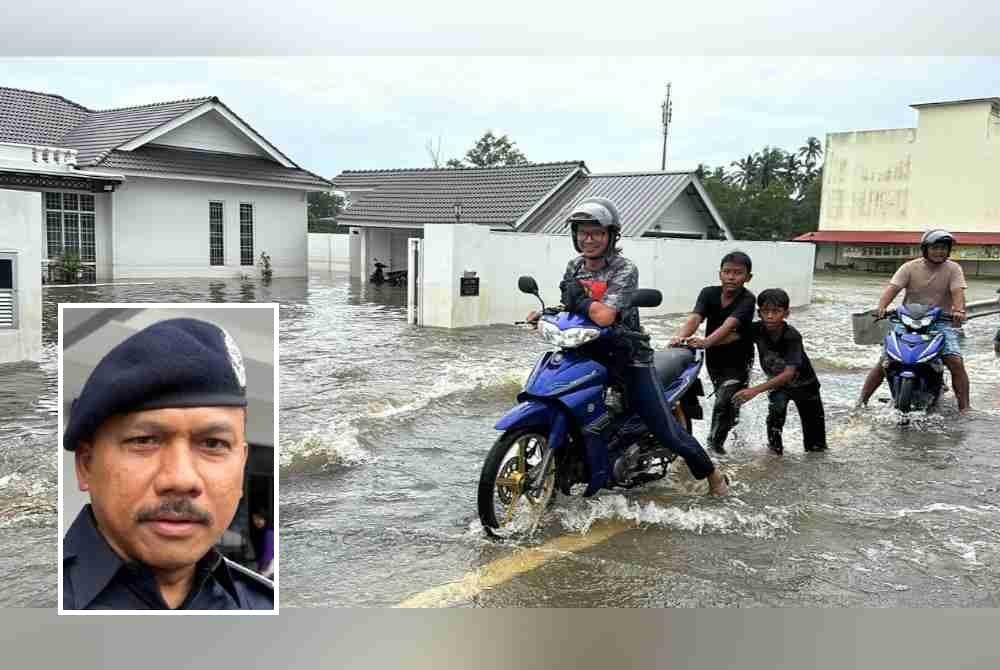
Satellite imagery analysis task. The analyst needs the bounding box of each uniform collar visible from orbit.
[63,505,128,609]
[64,505,239,609]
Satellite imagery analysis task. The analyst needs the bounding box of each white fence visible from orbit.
[416,225,815,329]
[308,232,351,271]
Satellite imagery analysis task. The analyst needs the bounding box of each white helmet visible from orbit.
[568,197,622,255]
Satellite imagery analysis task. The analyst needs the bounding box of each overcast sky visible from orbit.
[3,57,998,179]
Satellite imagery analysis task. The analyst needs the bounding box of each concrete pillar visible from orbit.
[0,189,42,363]
[421,224,490,329]
[349,227,363,278]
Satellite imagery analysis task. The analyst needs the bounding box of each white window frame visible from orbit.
[209,201,226,266]
[239,201,255,266]
[0,252,18,330]
[43,191,97,282]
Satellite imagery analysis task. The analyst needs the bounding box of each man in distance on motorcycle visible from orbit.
[857,229,970,412]
[527,197,728,496]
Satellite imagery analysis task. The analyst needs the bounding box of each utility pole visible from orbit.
[660,82,672,171]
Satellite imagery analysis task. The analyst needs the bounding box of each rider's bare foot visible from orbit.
[708,470,729,497]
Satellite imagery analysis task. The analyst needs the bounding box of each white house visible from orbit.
[332,163,731,280]
[0,86,332,282]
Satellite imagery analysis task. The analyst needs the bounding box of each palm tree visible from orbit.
[781,153,803,191]
[757,147,785,190]
[730,154,758,189]
[798,137,823,170]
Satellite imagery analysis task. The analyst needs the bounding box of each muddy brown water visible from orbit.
[2,272,999,607]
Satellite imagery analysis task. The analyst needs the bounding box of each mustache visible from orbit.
[135,498,212,525]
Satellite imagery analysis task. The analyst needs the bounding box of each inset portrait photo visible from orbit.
[58,304,278,614]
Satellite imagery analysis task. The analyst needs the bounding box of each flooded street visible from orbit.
[279,271,1000,607]
[2,271,1000,607]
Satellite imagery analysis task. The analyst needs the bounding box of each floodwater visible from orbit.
[2,272,1000,607]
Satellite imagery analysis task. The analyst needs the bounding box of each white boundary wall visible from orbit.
[308,232,351,271]
[0,189,42,362]
[419,225,815,329]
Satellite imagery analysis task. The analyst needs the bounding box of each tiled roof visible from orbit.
[97,146,331,188]
[62,97,212,165]
[0,86,91,145]
[520,171,726,238]
[333,162,586,227]
[0,86,331,188]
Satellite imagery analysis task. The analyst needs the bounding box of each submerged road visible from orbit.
[2,272,998,607]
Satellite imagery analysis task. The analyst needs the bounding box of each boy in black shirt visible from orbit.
[670,251,756,454]
[733,288,827,454]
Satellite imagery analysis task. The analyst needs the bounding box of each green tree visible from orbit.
[308,191,347,233]
[798,136,823,170]
[448,130,528,167]
[698,139,825,241]
[730,154,758,188]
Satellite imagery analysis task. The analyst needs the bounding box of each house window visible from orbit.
[0,253,16,329]
[210,202,225,266]
[240,203,254,266]
[44,192,96,281]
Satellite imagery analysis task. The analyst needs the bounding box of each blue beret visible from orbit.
[64,318,248,451]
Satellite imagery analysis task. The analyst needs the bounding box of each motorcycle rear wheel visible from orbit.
[897,377,914,413]
[477,427,555,539]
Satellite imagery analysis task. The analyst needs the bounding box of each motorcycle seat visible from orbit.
[653,348,695,387]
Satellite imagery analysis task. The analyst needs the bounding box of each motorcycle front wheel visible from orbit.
[477,427,556,538]
[897,377,914,413]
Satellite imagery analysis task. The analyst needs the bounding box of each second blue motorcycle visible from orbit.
[880,303,953,415]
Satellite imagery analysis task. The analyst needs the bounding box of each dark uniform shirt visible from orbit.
[750,321,819,389]
[63,505,273,611]
[692,285,756,378]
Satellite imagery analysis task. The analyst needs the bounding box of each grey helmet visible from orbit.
[568,197,622,255]
[920,229,956,260]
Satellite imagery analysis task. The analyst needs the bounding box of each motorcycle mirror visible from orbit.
[630,289,662,308]
[518,276,539,295]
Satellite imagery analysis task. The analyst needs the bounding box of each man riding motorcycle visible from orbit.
[857,229,970,412]
[528,197,728,495]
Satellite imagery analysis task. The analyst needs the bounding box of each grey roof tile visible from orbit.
[62,97,212,165]
[0,86,91,145]
[520,171,715,237]
[0,86,331,188]
[98,146,331,188]
[333,162,586,227]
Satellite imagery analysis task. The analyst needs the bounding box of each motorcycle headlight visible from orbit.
[900,314,918,329]
[539,320,601,348]
[919,316,934,328]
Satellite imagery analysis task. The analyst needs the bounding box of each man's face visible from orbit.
[76,406,248,571]
[927,242,950,263]
[576,222,610,258]
[719,262,751,291]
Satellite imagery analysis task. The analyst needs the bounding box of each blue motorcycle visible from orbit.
[881,303,954,415]
[477,276,705,538]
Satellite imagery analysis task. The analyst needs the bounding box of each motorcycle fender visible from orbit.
[494,400,555,431]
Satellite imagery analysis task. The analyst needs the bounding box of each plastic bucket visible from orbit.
[851,310,889,345]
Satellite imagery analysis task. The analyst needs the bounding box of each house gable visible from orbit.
[150,109,270,158]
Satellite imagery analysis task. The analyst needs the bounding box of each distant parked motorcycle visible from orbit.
[476,276,705,538]
[369,259,388,284]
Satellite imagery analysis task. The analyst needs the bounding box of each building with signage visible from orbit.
[796,97,1000,276]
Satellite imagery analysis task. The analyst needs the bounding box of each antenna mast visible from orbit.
[660,82,673,171]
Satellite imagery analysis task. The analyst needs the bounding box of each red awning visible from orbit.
[792,230,1000,245]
